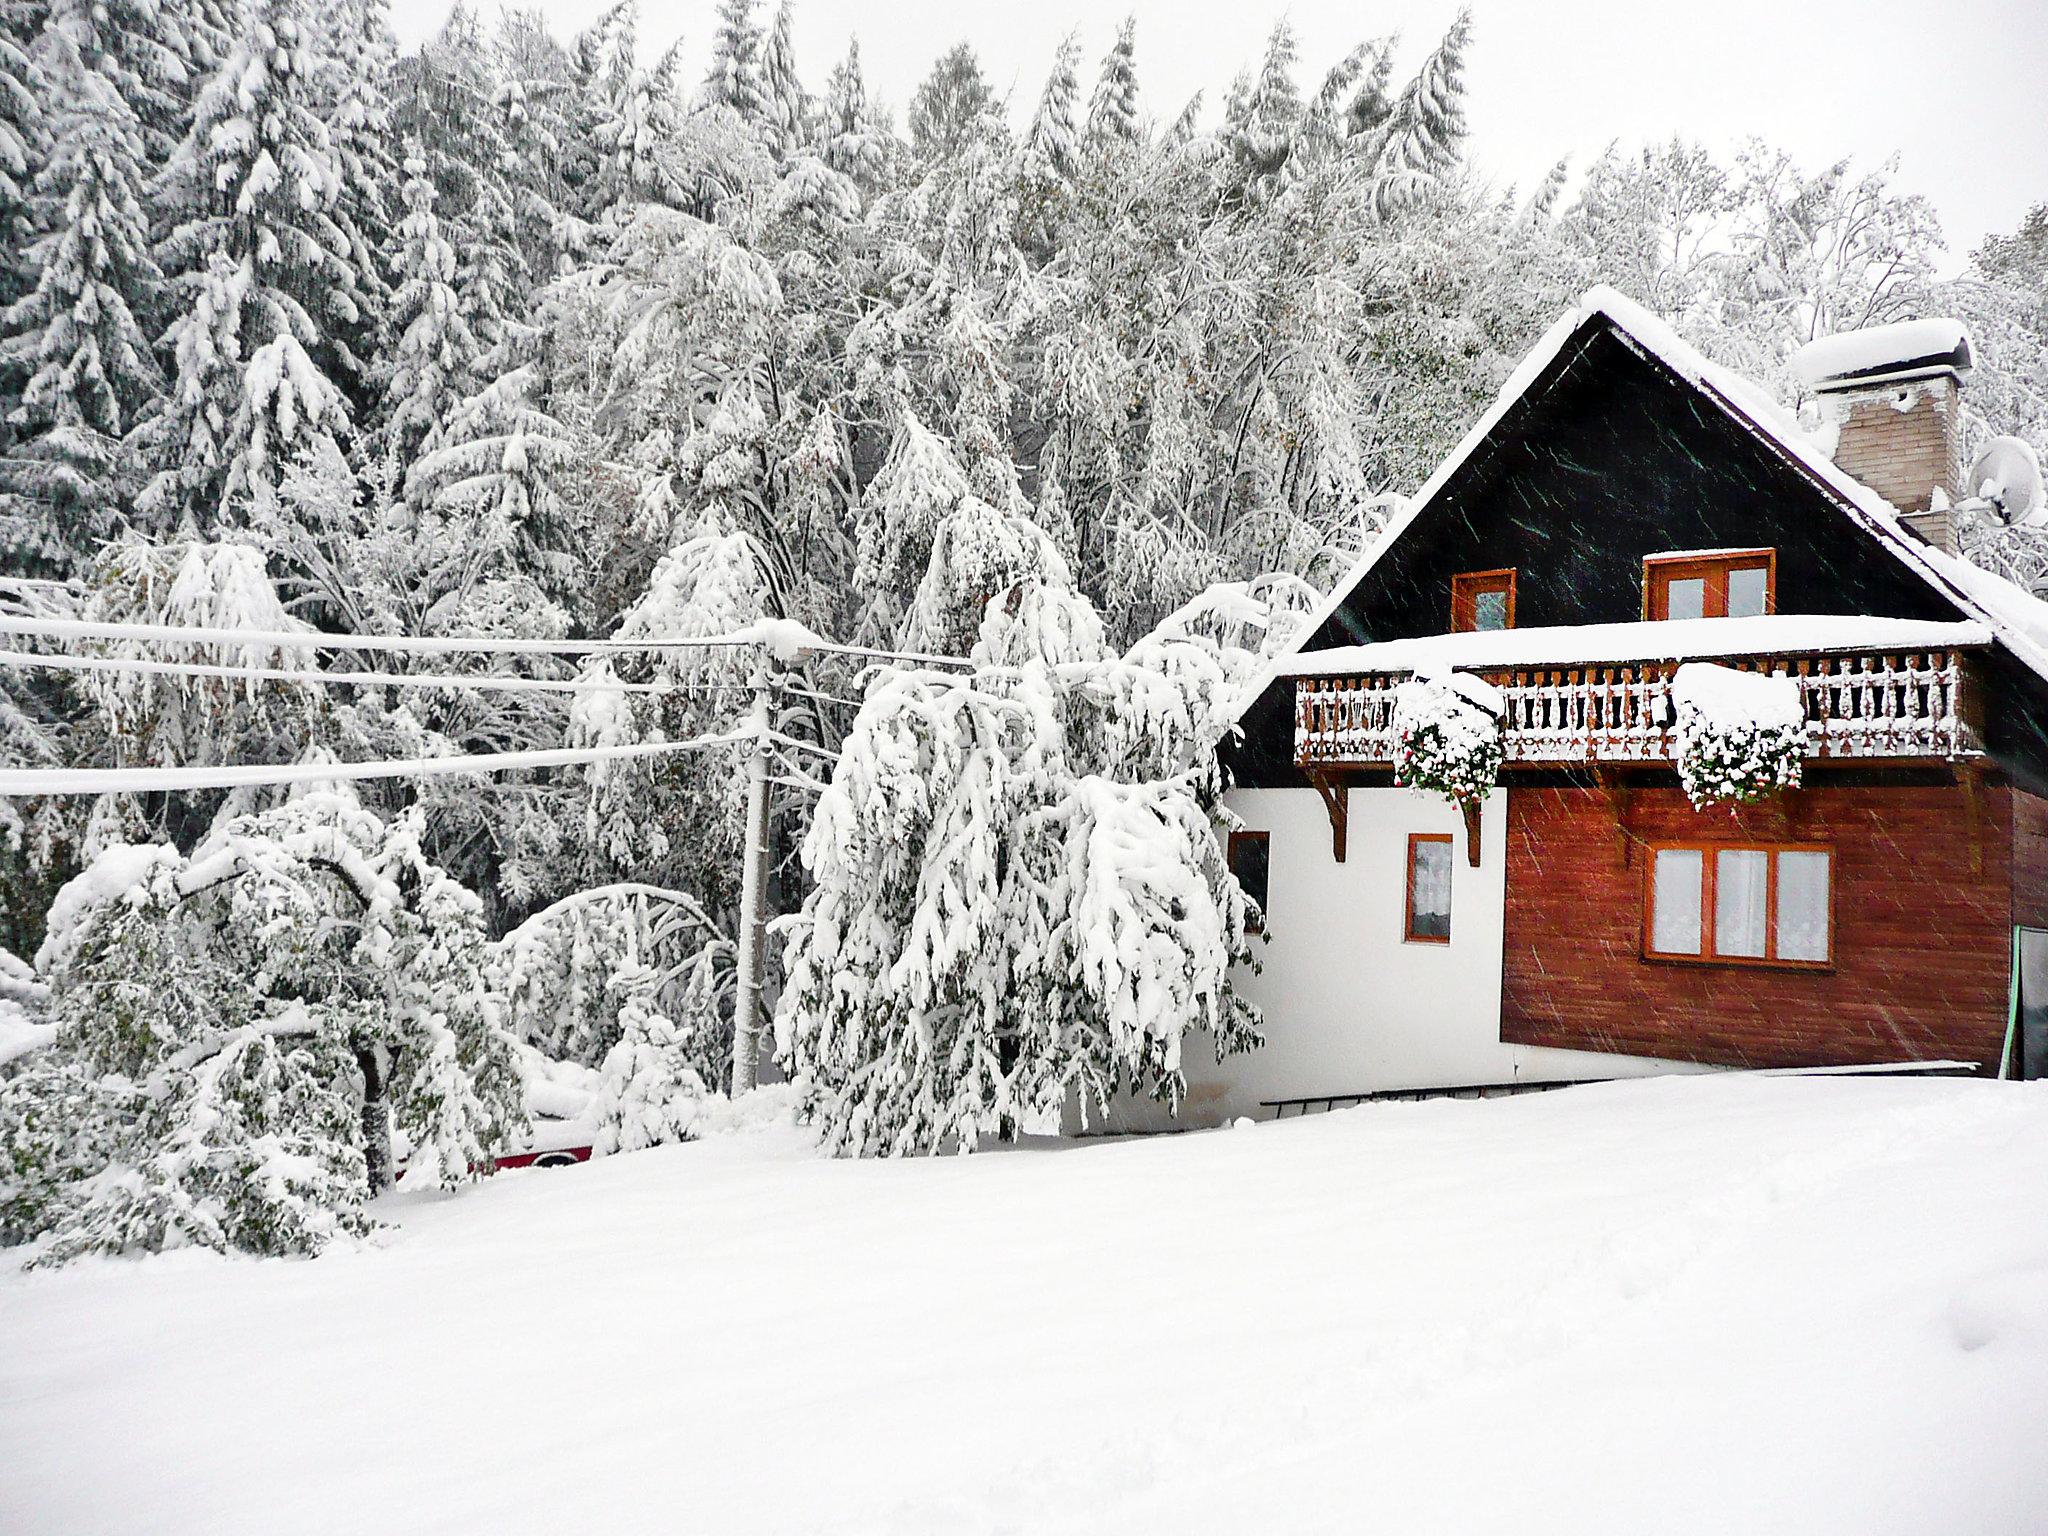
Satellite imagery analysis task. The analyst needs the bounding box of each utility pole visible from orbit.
[730,656,776,1095]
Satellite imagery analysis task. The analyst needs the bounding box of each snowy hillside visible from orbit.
[4,1075,2045,1536]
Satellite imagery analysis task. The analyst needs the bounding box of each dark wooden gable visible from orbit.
[1307,319,1960,648]
[1225,313,2040,790]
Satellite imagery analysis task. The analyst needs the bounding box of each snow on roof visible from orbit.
[1790,319,1974,390]
[1234,285,2048,726]
[1280,615,1991,677]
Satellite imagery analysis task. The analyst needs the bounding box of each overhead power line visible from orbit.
[0,614,972,668]
[0,732,754,797]
[0,648,710,697]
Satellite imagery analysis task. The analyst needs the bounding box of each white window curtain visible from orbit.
[1411,840,1452,935]
[1775,851,1831,961]
[1714,849,1769,958]
[1652,848,1703,954]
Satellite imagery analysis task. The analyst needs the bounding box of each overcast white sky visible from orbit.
[397,0,2048,265]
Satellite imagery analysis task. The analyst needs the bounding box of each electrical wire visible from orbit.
[0,613,973,668]
[0,730,756,797]
[0,647,705,697]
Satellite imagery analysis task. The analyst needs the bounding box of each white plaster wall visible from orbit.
[1098,785,1694,1131]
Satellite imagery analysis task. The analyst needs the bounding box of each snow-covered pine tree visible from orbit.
[1343,36,1395,139]
[594,49,694,211]
[1289,42,1375,178]
[32,0,190,169]
[756,0,805,163]
[589,965,712,1154]
[372,144,480,496]
[701,0,766,120]
[314,0,398,409]
[490,10,583,278]
[1083,17,1141,155]
[1226,20,1303,202]
[391,6,533,374]
[1525,155,1570,222]
[817,36,887,190]
[139,0,364,532]
[408,360,580,606]
[1024,32,1082,183]
[908,43,993,165]
[0,5,164,571]
[0,6,41,323]
[1369,7,1472,213]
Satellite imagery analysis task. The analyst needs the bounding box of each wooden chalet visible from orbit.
[1180,286,2048,1123]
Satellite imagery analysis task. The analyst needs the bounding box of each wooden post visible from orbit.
[730,663,775,1095]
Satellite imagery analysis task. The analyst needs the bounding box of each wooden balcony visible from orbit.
[1294,646,1987,771]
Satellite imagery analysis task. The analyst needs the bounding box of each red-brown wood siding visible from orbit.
[2012,789,2048,932]
[1501,783,2013,1071]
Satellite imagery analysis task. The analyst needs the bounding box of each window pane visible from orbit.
[1664,576,1706,621]
[1728,565,1769,618]
[1230,833,1270,915]
[1409,839,1452,940]
[1714,849,1769,957]
[1472,588,1509,631]
[1651,849,1703,954]
[1775,850,1831,962]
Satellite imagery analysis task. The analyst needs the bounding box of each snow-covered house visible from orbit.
[1186,287,2048,1122]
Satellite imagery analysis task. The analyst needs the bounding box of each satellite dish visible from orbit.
[1969,435,2046,527]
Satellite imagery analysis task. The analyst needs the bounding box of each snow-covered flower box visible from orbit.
[1670,662,1806,809]
[1391,670,1504,808]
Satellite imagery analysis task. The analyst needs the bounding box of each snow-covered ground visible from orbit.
[4,1076,2046,1535]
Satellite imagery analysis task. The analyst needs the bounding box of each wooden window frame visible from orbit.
[1642,549,1777,621]
[1228,829,1270,933]
[1450,568,1517,633]
[1640,840,1835,971]
[1404,832,1454,945]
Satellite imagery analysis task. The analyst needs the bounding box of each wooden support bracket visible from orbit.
[1309,771,1349,862]
[1461,800,1483,866]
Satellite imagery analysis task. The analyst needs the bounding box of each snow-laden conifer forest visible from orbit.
[1,0,2047,1262]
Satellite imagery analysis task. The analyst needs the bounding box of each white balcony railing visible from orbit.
[1294,648,1984,769]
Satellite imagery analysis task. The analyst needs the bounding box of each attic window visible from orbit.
[1451,569,1516,632]
[1644,550,1775,621]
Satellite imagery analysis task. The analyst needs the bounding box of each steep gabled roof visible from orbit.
[1239,284,2048,719]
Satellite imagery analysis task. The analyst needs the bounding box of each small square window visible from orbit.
[1645,550,1776,621]
[1229,830,1270,930]
[1450,570,1516,633]
[1406,834,1453,943]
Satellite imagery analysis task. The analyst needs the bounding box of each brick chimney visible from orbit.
[1791,319,1974,552]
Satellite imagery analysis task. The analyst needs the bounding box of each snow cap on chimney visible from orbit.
[1793,318,1975,548]
[1791,318,1974,394]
